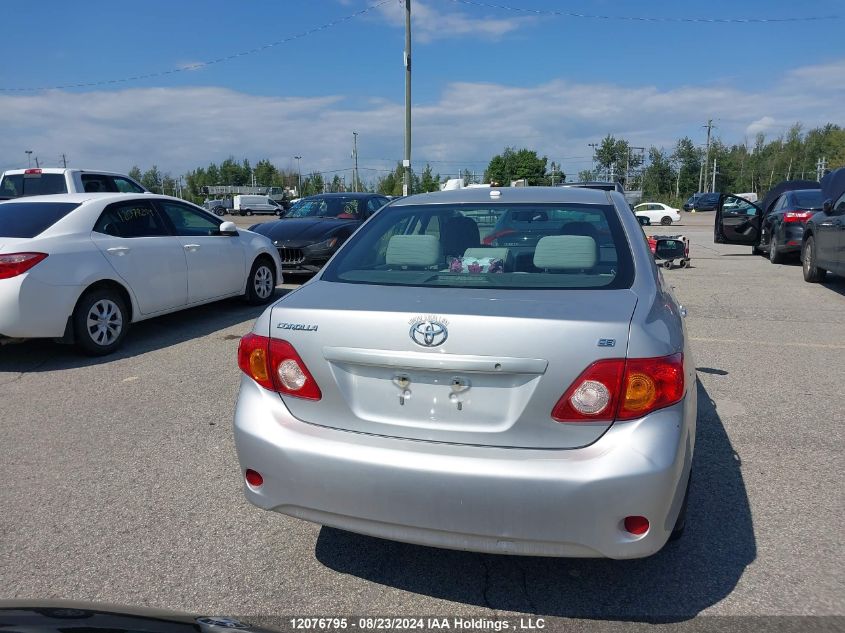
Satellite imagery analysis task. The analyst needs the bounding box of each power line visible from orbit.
[449,0,838,23]
[0,0,393,92]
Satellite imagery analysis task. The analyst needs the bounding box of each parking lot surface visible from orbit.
[1,212,843,626]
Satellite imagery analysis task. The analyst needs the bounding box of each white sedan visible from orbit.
[634,202,681,226]
[0,193,282,355]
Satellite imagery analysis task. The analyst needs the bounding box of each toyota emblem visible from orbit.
[410,321,448,347]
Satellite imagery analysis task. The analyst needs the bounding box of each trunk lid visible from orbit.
[269,281,636,449]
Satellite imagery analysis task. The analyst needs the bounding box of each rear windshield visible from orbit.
[793,190,823,209]
[286,197,363,219]
[321,203,634,290]
[0,173,68,198]
[0,202,80,238]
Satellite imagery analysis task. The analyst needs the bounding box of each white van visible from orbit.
[233,195,282,216]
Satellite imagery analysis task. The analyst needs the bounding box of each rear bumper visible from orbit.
[0,275,81,338]
[233,377,696,559]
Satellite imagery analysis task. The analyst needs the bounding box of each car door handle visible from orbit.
[106,246,130,256]
[183,244,201,252]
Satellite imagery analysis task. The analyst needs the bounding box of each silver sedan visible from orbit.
[233,186,696,559]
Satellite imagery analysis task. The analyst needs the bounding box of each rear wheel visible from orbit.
[72,288,129,356]
[660,216,672,226]
[802,236,826,282]
[769,236,784,264]
[212,206,226,217]
[245,209,253,217]
[245,258,276,305]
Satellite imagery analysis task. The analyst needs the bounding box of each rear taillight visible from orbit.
[552,353,684,423]
[0,252,48,279]
[238,333,322,400]
[783,210,814,223]
[24,168,42,175]
[481,228,516,245]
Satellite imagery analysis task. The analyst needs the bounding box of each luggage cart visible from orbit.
[648,234,690,269]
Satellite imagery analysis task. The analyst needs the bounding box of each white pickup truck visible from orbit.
[0,168,147,199]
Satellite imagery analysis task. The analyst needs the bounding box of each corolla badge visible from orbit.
[409,316,448,347]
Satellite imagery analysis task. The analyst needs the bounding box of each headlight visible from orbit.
[307,237,339,251]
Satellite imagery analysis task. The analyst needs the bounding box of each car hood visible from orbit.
[250,218,357,244]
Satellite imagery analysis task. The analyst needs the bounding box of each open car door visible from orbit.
[714,194,763,244]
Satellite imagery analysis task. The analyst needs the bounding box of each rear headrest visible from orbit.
[533,235,597,270]
[386,234,441,267]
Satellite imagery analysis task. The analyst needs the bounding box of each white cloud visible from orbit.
[1,59,843,180]
[375,0,531,42]
[746,116,777,136]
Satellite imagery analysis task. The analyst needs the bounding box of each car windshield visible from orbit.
[793,190,823,208]
[284,197,363,219]
[0,202,80,237]
[0,173,68,198]
[321,203,634,290]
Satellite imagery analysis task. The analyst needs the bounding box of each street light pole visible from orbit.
[403,0,412,196]
[352,132,359,193]
[294,156,302,197]
[25,150,32,168]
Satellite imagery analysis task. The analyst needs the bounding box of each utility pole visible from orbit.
[403,0,412,196]
[711,158,717,192]
[587,143,598,179]
[294,156,302,197]
[35,156,40,168]
[61,153,67,168]
[702,119,714,192]
[25,150,32,168]
[352,132,359,193]
[816,156,828,181]
[698,162,704,193]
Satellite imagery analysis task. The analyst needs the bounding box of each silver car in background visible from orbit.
[233,187,696,559]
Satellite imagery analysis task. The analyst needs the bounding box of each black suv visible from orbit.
[683,192,720,212]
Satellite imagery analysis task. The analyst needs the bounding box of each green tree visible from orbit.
[140,166,163,193]
[161,173,177,196]
[671,137,702,198]
[641,147,674,198]
[419,164,440,192]
[128,166,142,183]
[484,148,547,186]
[253,159,277,187]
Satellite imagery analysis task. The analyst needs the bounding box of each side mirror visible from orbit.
[637,215,651,226]
[218,221,238,236]
[823,199,833,213]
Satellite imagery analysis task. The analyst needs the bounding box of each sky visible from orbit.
[1,0,844,183]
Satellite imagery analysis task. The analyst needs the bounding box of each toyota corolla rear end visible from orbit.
[233,187,695,559]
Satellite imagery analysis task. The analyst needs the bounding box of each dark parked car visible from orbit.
[802,167,845,282]
[754,182,822,263]
[683,192,720,212]
[714,174,845,281]
[249,192,390,273]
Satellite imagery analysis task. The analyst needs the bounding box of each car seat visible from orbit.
[533,235,598,272]
[385,234,441,268]
[441,216,480,258]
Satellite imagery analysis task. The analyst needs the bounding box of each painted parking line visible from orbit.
[691,337,845,350]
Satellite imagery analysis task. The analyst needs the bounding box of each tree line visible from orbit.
[129,122,844,205]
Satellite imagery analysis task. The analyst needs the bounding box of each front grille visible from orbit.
[278,247,305,265]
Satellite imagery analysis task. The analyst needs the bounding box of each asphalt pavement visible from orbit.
[1,211,843,628]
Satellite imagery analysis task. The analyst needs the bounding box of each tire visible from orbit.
[245,209,253,217]
[802,235,827,283]
[245,258,276,305]
[663,260,673,270]
[751,244,763,256]
[72,287,129,356]
[212,206,226,217]
[660,216,672,226]
[769,236,784,264]
[669,473,691,541]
